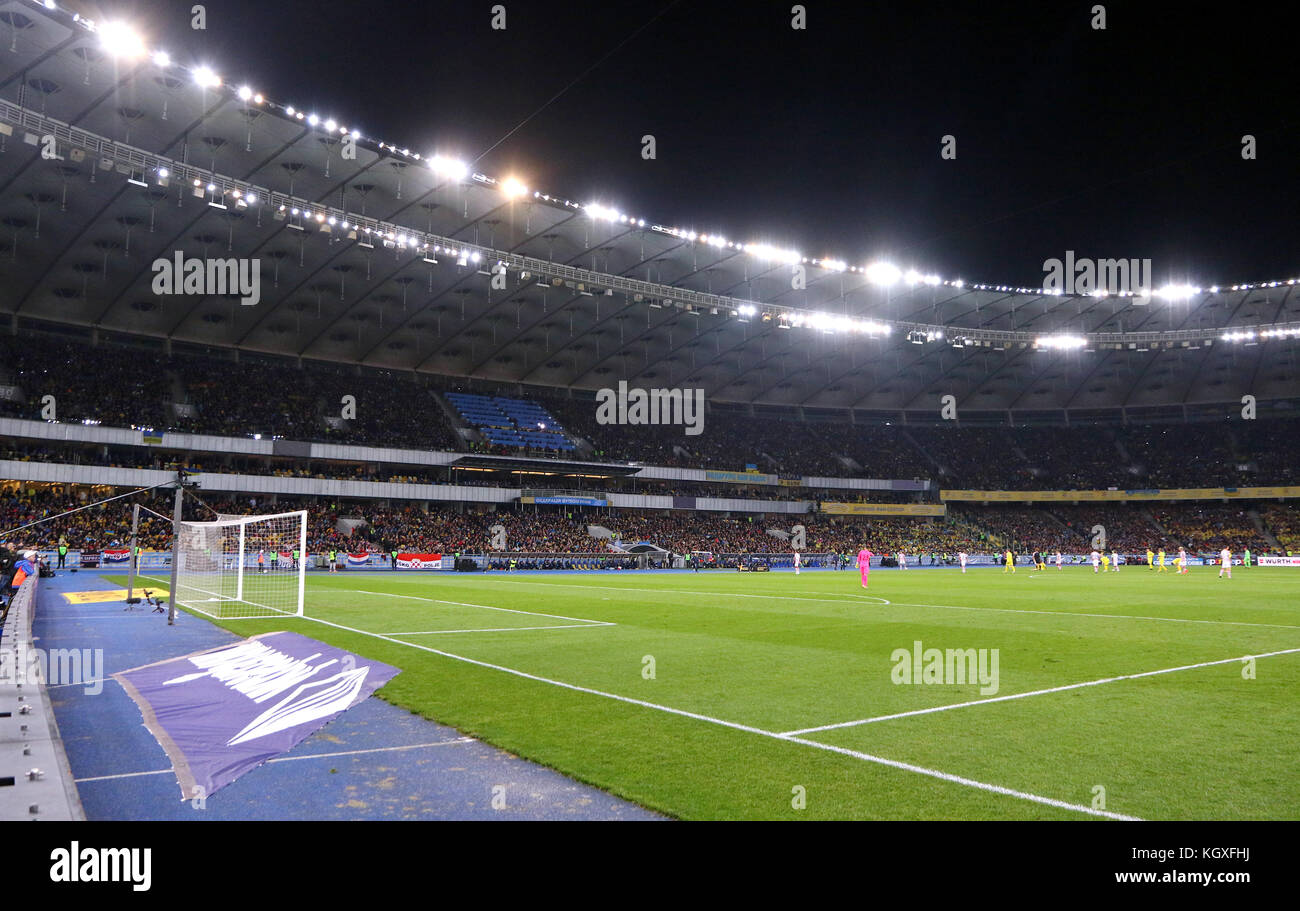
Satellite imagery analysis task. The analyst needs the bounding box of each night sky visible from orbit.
[107,0,1300,288]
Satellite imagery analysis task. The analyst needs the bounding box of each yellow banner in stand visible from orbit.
[820,503,947,516]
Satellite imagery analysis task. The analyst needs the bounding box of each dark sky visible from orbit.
[109,0,1300,288]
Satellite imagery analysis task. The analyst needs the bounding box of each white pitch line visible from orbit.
[73,737,475,783]
[781,646,1300,736]
[386,623,613,636]
[484,578,893,606]
[337,588,615,626]
[884,600,1300,631]
[477,578,1300,630]
[275,610,1139,820]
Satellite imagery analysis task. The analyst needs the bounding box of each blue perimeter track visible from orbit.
[34,569,661,821]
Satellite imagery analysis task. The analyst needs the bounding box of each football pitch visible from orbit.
[118,566,1300,820]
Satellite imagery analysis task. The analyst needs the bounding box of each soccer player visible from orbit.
[1003,549,1015,573]
[1146,547,1155,571]
[1157,549,1168,573]
[1219,548,1232,579]
[793,551,801,575]
[1091,549,1101,573]
[958,551,968,573]
[1243,548,1251,568]
[1111,550,1120,572]
[898,551,908,570]
[1031,549,1043,571]
[1176,546,1188,574]
[1101,552,1110,572]
[857,548,873,589]
[1055,550,1063,570]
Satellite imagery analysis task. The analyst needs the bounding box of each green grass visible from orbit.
[112,565,1300,820]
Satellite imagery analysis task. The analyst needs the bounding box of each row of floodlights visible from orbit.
[45,4,1300,299]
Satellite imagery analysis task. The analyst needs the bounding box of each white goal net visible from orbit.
[173,510,307,619]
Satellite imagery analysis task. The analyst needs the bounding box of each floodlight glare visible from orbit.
[865,262,902,286]
[430,156,469,180]
[193,66,221,88]
[99,21,145,58]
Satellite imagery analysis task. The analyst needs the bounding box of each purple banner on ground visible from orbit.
[113,632,400,801]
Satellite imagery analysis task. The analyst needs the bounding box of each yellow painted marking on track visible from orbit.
[63,588,169,604]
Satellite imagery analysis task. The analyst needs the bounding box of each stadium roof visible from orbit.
[0,1,1298,414]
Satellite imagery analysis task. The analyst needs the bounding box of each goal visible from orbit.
[173,510,307,619]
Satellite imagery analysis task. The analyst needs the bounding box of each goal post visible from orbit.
[173,510,308,619]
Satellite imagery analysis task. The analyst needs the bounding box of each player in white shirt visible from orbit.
[898,551,908,570]
[958,551,968,573]
[1090,550,1101,573]
[1219,548,1232,578]
[1110,551,1120,572]
[793,551,801,575]
[1055,551,1063,570]
[1177,546,1188,574]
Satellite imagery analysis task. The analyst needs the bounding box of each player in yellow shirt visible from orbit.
[1146,548,1155,570]
[1101,553,1110,572]
[1157,549,1168,572]
[1003,549,1015,573]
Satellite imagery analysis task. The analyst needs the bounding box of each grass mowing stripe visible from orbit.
[387,624,615,635]
[481,578,1300,629]
[782,645,1300,735]
[339,588,615,625]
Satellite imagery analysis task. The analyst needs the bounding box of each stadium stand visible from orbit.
[3,333,1299,485]
[1150,504,1270,552]
[446,392,574,451]
[1261,504,1300,551]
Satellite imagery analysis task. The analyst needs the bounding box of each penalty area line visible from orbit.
[782,645,1300,736]
[279,610,1138,820]
[338,588,615,627]
[385,623,614,635]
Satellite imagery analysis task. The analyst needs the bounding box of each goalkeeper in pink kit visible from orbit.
[857,548,874,588]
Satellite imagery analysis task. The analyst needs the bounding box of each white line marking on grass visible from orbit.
[485,578,894,606]
[479,579,1300,630]
[781,646,1300,736]
[387,623,615,636]
[338,589,615,627]
[884,601,1300,631]
[73,737,476,783]
[778,736,1141,820]
[275,610,1139,820]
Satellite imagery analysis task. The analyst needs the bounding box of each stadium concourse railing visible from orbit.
[0,575,85,820]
